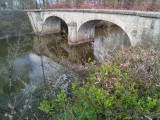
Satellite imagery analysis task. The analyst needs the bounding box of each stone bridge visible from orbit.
[27,9,160,46]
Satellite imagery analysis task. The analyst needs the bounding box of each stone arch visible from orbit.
[42,16,68,35]
[78,19,131,46]
[78,20,131,60]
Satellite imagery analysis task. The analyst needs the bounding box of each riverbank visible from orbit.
[0,10,32,38]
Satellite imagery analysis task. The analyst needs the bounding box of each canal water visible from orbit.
[0,34,94,115]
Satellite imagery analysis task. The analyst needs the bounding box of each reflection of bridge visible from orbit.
[27,9,160,46]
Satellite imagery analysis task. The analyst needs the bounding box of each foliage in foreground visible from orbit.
[39,42,160,119]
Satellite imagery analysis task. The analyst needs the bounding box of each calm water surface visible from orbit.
[0,35,94,110]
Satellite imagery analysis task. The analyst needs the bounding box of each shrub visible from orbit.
[39,42,160,120]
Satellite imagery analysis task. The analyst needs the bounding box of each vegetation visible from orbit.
[0,0,159,10]
[0,10,32,38]
[37,42,160,120]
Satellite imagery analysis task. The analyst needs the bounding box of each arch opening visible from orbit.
[78,20,131,60]
[43,16,68,35]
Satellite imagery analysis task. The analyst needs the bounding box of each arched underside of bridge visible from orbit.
[78,20,131,60]
[42,16,68,35]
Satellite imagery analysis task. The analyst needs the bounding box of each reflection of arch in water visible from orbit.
[43,16,68,35]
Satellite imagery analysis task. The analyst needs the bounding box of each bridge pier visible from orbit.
[68,23,77,45]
